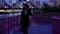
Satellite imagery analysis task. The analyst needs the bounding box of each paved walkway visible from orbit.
[13,24,52,34]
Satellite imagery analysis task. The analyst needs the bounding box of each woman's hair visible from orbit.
[23,4,29,9]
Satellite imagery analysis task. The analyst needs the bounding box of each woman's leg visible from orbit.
[22,23,29,34]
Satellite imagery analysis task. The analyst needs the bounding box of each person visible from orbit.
[20,3,32,34]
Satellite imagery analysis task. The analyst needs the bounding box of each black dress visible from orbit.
[20,4,32,34]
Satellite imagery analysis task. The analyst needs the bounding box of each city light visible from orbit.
[13,1,16,4]
[0,10,4,11]
[5,6,8,8]
[10,3,12,5]
[15,13,17,15]
[32,7,33,8]
[18,13,21,15]
[27,0,30,1]
[19,6,23,8]
[10,13,13,16]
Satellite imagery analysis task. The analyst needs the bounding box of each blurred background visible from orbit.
[0,0,60,13]
[0,0,60,34]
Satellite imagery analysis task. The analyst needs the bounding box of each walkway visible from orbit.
[13,24,52,34]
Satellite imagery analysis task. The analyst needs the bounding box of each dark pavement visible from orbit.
[13,24,52,34]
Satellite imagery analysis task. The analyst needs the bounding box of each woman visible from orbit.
[20,3,32,34]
